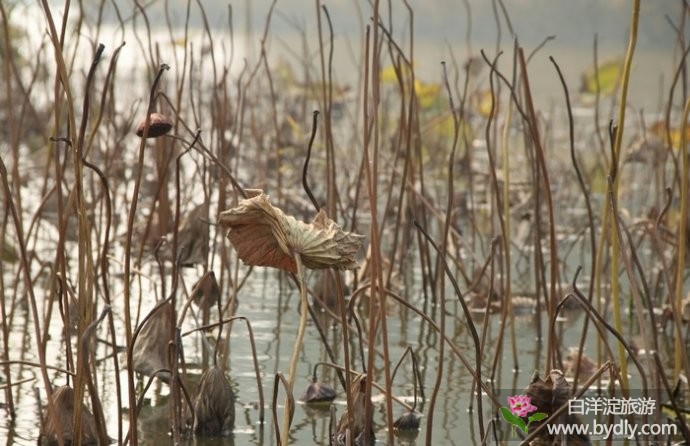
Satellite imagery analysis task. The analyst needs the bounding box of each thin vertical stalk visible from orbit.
[80,306,111,445]
[606,176,654,395]
[303,111,321,211]
[0,1,16,417]
[549,56,599,391]
[517,48,558,371]
[123,63,170,446]
[71,43,105,445]
[0,156,59,436]
[41,4,94,446]
[81,154,122,443]
[673,95,690,378]
[363,2,395,441]
[592,34,608,166]
[424,54,451,433]
[500,46,518,371]
[414,221,484,438]
[483,50,513,380]
[316,2,337,217]
[608,0,640,388]
[0,1,20,228]
[280,253,309,445]
[273,373,294,446]
[333,269,354,428]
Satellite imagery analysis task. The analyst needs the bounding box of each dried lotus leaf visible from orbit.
[225,214,296,272]
[40,385,99,445]
[193,366,235,436]
[300,379,336,405]
[218,192,363,273]
[130,302,174,382]
[191,270,220,310]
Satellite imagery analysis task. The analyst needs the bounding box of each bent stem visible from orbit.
[281,253,308,445]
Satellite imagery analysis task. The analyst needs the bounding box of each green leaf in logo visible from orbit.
[528,412,549,423]
[499,407,527,432]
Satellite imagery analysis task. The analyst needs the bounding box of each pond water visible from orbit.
[3,251,601,446]
[1,0,687,445]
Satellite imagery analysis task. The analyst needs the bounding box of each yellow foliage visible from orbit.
[380,63,442,109]
[471,89,494,118]
[580,58,623,96]
[380,63,413,84]
[414,80,441,109]
[648,120,690,150]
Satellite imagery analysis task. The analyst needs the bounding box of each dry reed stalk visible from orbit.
[481,49,515,417]
[549,56,600,392]
[562,268,648,389]
[0,104,57,446]
[517,47,559,372]
[0,6,15,408]
[40,3,101,444]
[674,95,690,378]
[501,41,520,370]
[414,220,485,438]
[316,2,338,217]
[122,62,170,446]
[271,373,294,446]
[604,0,640,390]
[347,282,503,411]
[82,39,127,443]
[361,2,396,441]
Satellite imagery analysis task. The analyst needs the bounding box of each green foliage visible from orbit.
[499,407,528,433]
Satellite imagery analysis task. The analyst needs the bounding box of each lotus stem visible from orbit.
[608,0,640,390]
[281,253,308,445]
[674,95,690,378]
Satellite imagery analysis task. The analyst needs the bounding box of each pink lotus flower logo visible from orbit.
[507,395,537,417]
[500,395,548,433]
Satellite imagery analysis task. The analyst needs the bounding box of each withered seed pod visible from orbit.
[393,410,422,437]
[135,112,172,138]
[300,378,336,405]
[193,366,235,436]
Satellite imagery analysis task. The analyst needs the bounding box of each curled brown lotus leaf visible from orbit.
[218,192,364,273]
[130,302,174,382]
[174,202,210,266]
[191,270,220,310]
[193,366,235,436]
[300,378,336,405]
[40,385,98,445]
